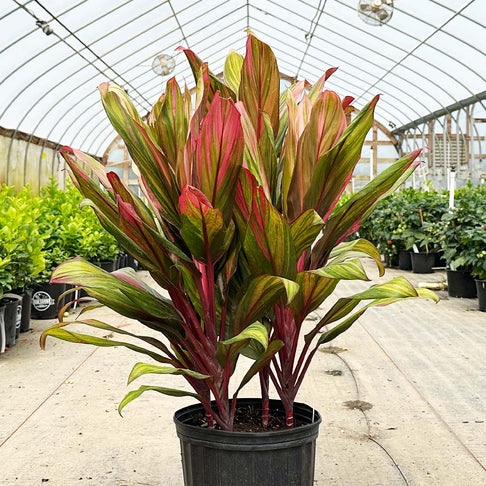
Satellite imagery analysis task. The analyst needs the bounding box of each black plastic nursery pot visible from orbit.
[0,306,6,353]
[0,294,22,348]
[19,291,32,333]
[410,252,435,274]
[174,399,321,486]
[475,279,486,311]
[398,250,412,271]
[446,270,477,298]
[31,283,66,319]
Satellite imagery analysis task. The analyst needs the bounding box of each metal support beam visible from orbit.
[392,91,486,135]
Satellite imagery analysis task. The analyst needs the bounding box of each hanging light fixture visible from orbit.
[357,0,394,26]
[151,53,176,76]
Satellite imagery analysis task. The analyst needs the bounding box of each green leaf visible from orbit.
[290,209,324,256]
[41,328,171,364]
[310,259,370,281]
[118,385,200,416]
[243,185,297,279]
[216,322,269,367]
[127,362,209,384]
[329,239,385,276]
[234,274,299,332]
[235,340,284,394]
[288,90,347,219]
[224,50,244,94]
[179,186,230,263]
[239,34,280,139]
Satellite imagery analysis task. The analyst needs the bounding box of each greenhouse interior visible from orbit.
[1,1,485,484]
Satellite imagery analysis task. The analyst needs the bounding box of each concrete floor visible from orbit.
[1,266,485,485]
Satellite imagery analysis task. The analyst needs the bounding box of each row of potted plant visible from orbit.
[358,184,486,309]
[0,180,123,352]
[39,34,438,485]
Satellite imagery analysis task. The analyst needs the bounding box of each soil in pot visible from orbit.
[398,250,412,271]
[476,279,486,312]
[174,398,321,486]
[31,283,66,320]
[411,252,435,274]
[447,270,477,298]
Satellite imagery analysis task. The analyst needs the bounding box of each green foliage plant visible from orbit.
[41,34,437,431]
[0,185,45,295]
[437,184,486,278]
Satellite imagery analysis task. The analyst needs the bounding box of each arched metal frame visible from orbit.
[1,0,485,188]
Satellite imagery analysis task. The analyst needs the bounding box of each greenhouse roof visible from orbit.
[1,0,485,156]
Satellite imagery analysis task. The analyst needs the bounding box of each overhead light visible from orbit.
[36,20,54,36]
[151,54,176,76]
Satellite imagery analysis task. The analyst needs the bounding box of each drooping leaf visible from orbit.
[177,46,235,100]
[216,322,269,367]
[118,385,200,416]
[312,148,423,267]
[127,362,209,384]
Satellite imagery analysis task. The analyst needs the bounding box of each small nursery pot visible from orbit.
[476,279,486,312]
[31,283,66,320]
[398,250,412,271]
[0,306,6,353]
[410,252,435,274]
[174,399,321,486]
[0,294,22,347]
[446,270,477,299]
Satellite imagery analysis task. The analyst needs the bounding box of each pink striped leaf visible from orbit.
[196,92,244,223]
[179,185,231,263]
[302,95,379,221]
[312,149,423,268]
[177,46,235,100]
[99,83,180,225]
[239,34,280,140]
[243,185,297,279]
[288,90,347,219]
[233,274,299,334]
[153,77,189,172]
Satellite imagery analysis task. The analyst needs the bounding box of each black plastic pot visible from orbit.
[31,283,66,319]
[20,291,32,332]
[0,306,6,353]
[410,252,435,274]
[446,269,477,298]
[398,251,412,271]
[174,399,321,486]
[97,260,115,272]
[125,254,139,271]
[0,294,22,347]
[476,279,486,312]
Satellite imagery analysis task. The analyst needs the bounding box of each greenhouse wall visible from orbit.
[0,131,65,193]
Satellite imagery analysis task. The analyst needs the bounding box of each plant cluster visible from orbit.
[0,185,45,296]
[41,35,437,431]
[0,180,121,293]
[35,178,120,282]
[435,184,486,278]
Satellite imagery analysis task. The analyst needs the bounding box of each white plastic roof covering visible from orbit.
[1,0,485,157]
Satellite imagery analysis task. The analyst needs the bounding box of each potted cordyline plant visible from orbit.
[41,34,437,485]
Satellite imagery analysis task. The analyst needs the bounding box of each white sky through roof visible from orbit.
[1,0,485,155]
